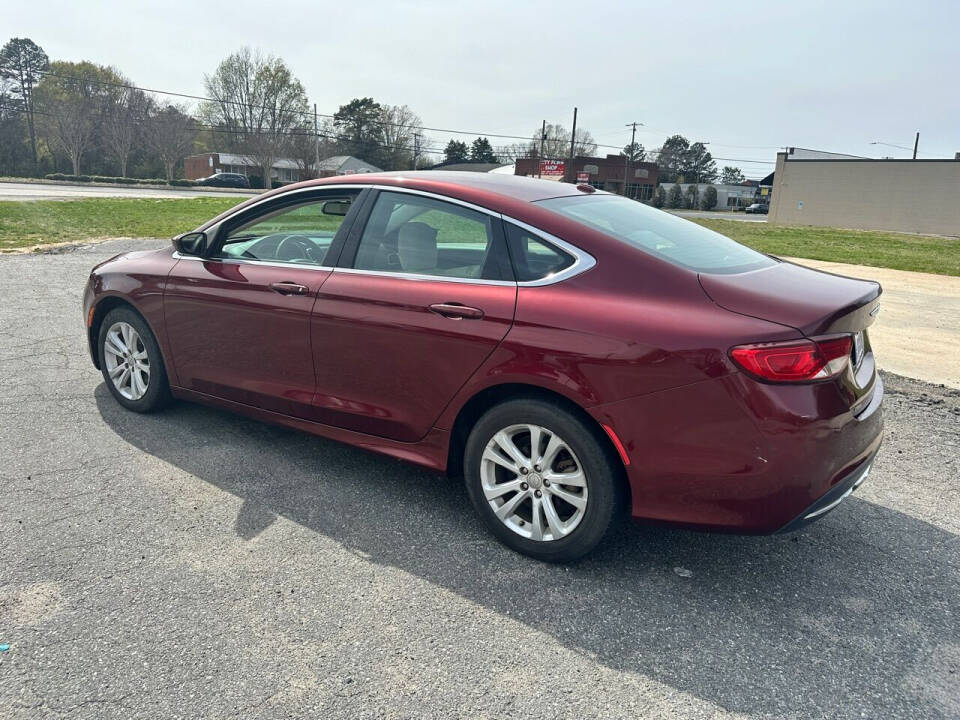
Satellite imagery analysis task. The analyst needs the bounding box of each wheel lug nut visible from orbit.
[534,465,542,472]
[520,467,528,474]
[534,490,542,498]
[520,482,528,490]
[543,479,550,486]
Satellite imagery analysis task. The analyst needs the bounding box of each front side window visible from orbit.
[217,195,356,266]
[353,192,500,280]
[537,194,776,274]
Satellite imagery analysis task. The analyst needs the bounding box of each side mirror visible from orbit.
[173,231,208,256]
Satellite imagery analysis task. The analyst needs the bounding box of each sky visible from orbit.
[6,0,959,177]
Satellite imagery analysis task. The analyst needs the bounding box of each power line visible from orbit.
[26,69,786,165]
[34,68,535,142]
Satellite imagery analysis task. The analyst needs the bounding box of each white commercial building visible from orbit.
[658,182,758,209]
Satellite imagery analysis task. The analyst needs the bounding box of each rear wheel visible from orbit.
[97,307,171,413]
[464,398,620,562]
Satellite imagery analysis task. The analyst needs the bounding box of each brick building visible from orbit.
[515,154,659,200]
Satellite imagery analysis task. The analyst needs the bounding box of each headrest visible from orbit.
[397,222,437,272]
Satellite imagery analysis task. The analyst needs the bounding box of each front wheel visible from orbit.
[97,307,171,413]
[464,399,621,562]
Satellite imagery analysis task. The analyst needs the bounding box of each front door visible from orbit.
[311,190,517,441]
[163,190,360,418]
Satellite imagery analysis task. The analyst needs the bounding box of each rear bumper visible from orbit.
[588,371,884,533]
[775,448,876,533]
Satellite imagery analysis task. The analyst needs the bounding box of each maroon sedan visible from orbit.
[83,172,883,561]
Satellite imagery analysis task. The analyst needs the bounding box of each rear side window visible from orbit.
[504,223,575,282]
[537,194,776,274]
[352,191,503,280]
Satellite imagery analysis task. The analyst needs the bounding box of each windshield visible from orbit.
[537,194,776,274]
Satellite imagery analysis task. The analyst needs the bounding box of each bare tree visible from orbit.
[287,124,320,180]
[143,102,196,180]
[535,123,597,159]
[102,82,149,177]
[376,104,422,170]
[34,60,118,175]
[495,143,536,162]
[202,47,309,189]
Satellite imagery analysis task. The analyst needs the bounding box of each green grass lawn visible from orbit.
[692,219,960,277]
[0,197,245,250]
[1,197,957,277]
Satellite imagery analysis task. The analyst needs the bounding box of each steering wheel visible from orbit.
[275,234,319,263]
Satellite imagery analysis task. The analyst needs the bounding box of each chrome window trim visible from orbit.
[185,182,597,287]
[332,266,515,286]
[172,252,334,272]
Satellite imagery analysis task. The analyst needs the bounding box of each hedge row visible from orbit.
[44,173,197,187]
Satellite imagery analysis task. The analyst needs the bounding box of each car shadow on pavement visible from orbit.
[95,385,959,719]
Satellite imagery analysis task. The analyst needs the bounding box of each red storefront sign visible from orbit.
[540,160,566,176]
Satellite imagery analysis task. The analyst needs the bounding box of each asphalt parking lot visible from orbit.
[1,239,958,719]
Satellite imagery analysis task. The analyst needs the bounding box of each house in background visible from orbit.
[184,153,383,183]
[184,152,301,183]
[315,155,382,177]
[430,162,512,173]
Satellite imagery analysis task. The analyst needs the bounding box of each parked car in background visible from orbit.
[83,172,883,562]
[744,202,769,214]
[195,172,251,189]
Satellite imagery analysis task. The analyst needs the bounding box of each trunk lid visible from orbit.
[698,260,881,337]
[700,259,882,413]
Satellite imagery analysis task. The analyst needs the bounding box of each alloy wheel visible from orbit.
[480,424,588,541]
[103,321,150,400]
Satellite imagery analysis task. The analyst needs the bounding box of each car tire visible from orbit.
[464,398,622,563]
[97,306,171,413]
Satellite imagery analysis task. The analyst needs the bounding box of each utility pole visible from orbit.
[538,119,546,178]
[913,131,919,160]
[313,103,320,176]
[624,121,642,198]
[412,132,422,170]
[568,107,578,182]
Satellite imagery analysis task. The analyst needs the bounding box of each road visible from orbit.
[0,181,258,201]
[670,209,768,222]
[1,239,958,719]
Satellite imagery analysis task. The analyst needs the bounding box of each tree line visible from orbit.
[0,39,437,187]
[0,36,748,191]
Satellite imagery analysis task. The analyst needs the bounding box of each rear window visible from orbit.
[537,194,776,274]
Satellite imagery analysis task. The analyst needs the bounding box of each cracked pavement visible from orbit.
[1,238,958,719]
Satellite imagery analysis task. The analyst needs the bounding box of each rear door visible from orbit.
[310,189,517,441]
[164,189,362,418]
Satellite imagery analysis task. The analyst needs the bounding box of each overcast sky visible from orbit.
[7,0,958,176]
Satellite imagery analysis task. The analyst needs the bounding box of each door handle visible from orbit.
[428,303,484,320]
[269,281,309,296]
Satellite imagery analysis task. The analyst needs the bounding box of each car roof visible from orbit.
[280,170,594,204]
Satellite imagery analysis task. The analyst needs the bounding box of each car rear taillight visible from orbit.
[730,336,853,382]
